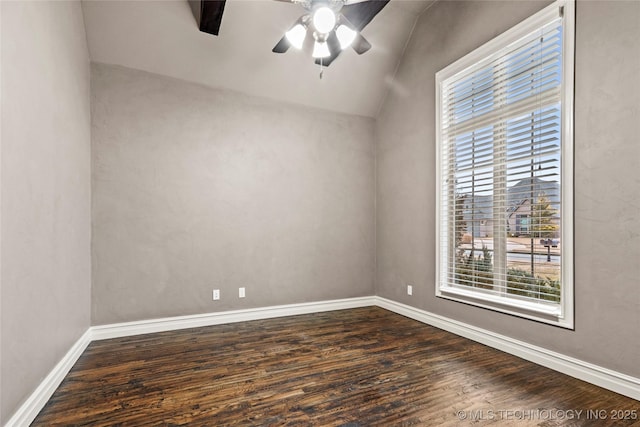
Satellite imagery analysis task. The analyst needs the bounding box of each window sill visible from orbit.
[437,285,573,329]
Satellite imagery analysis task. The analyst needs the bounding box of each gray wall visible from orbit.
[91,63,375,325]
[1,2,637,422]
[376,0,640,377]
[0,1,92,423]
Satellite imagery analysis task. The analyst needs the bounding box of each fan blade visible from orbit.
[198,0,226,36]
[351,33,371,55]
[342,0,389,30]
[272,36,291,53]
[342,0,371,4]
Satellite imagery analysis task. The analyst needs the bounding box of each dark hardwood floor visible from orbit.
[33,307,639,426]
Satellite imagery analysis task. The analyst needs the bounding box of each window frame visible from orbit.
[435,0,575,328]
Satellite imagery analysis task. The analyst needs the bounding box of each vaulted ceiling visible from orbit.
[82,0,435,117]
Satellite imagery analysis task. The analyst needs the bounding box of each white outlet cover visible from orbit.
[213,289,220,300]
[407,285,413,296]
[239,287,245,298]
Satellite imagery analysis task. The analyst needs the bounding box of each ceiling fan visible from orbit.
[193,0,389,69]
[272,0,390,68]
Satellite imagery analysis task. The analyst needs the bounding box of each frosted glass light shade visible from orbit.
[336,25,357,49]
[312,41,330,58]
[285,24,306,50]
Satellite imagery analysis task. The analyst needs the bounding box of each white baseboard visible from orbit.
[4,329,92,427]
[6,295,638,427]
[375,296,640,401]
[91,296,376,341]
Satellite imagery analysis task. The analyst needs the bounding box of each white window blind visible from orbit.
[436,1,574,327]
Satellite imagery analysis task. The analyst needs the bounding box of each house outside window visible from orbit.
[435,0,575,328]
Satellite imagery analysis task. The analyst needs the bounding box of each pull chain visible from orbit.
[319,57,324,79]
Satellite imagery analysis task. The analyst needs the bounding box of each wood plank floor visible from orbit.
[33,307,639,426]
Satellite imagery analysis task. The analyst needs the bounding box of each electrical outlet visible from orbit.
[407,285,413,296]
[213,289,220,300]
[239,287,245,298]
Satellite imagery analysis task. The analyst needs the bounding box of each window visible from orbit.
[435,0,574,328]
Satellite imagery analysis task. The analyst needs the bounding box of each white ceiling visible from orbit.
[82,0,434,118]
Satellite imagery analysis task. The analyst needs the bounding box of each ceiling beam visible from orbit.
[194,0,226,36]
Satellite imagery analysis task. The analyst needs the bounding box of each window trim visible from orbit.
[435,0,575,329]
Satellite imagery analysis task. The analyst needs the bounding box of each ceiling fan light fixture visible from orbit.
[335,24,357,50]
[285,23,306,50]
[312,6,336,34]
[312,40,331,59]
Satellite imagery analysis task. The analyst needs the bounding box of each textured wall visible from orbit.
[1,1,91,423]
[376,0,640,377]
[91,64,375,325]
